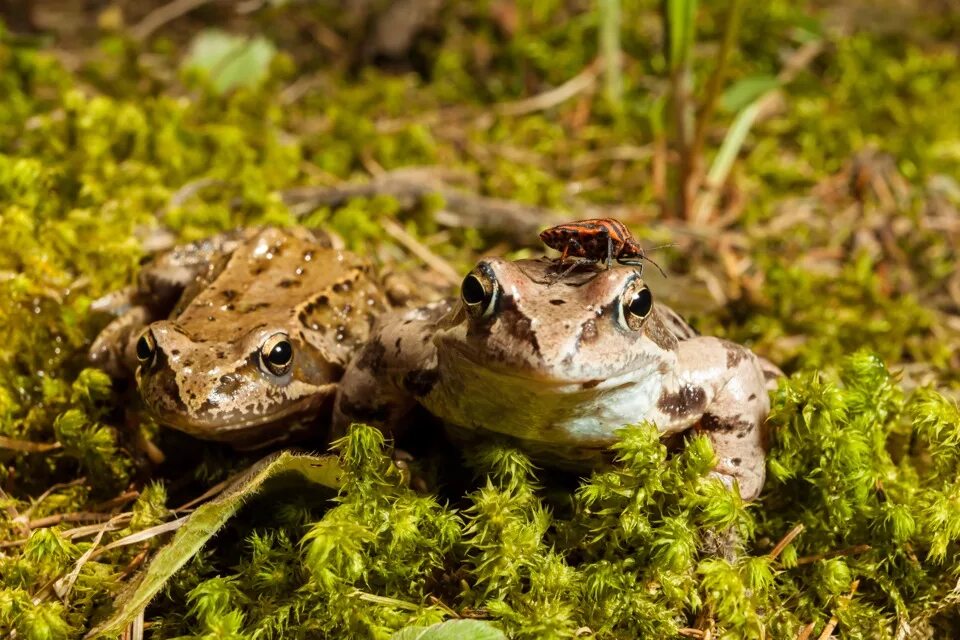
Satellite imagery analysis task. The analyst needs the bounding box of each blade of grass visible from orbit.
[664,0,698,217]
[85,451,343,639]
[599,0,623,110]
[692,40,823,222]
[688,0,745,224]
[665,0,698,72]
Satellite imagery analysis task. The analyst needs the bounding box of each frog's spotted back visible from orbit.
[89,227,391,446]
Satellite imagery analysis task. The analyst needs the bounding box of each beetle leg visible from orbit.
[606,235,613,270]
[548,257,594,285]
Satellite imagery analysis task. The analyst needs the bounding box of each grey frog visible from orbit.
[332,257,780,500]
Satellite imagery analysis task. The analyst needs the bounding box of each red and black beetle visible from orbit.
[539,218,666,277]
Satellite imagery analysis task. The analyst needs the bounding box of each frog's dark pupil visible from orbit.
[268,341,292,365]
[136,335,153,361]
[629,288,653,317]
[461,275,486,305]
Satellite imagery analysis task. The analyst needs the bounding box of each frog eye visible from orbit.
[461,268,498,319]
[620,282,653,331]
[136,330,156,364]
[259,333,293,376]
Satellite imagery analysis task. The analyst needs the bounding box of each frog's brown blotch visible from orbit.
[489,291,542,354]
[355,339,388,374]
[656,384,707,418]
[698,413,752,433]
[402,367,440,397]
[721,340,748,368]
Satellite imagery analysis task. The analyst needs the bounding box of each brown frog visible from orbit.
[89,227,389,447]
[332,258,781,500]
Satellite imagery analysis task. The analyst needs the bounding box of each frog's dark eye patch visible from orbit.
[619,280,653,331]
[136,330,157,365]
[461,265,499,319]
[628,287,653,318]
[259,333,293,376]
[462,275,486,305]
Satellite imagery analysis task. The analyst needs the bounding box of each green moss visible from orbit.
[1,2,959,638]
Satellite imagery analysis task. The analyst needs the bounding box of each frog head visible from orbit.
[434,258,679,388]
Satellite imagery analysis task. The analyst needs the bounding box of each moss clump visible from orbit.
[100,355,960,638]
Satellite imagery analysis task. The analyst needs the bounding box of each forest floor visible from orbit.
[1,1,959,638]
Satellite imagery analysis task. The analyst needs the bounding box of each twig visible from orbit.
[377,60,601,132]
[350,589,420,611]
[679,629,705,638]
[174,476,232,513]
[796,544,872,566]
[796,622,816,640]
[61,516,132,540]
[28,511,119,529]
[816,580,860,640]
[118,546,151,581]
[0,514,132,549]
[768,523,804,561]
[121,611,144,640]
[92,516,189,558]
[380,218,461,286]
[157,177,223,220]
[130,0,218,41]
[0,435,61,453]
[281,168,562,244]
[21,477,87,521]
[91,490,140,513]
[570,145,654,170]
[280,74,329,105]
[427,595,461,618]
[54,527,107,602]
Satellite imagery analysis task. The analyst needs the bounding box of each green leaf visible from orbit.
[720,75,780,113]
[182,29,276,94]
[666,0,698,71]
[85,452,343,639]
[391,619,507,640]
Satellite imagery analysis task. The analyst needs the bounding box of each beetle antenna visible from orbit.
[619,242,674,278]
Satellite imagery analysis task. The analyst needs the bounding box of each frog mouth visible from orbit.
[140,377,335,442]
[439,342,614,389]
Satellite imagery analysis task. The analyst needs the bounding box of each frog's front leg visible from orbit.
[332,301,452,440]
[656,337,773,501]
[88,303,153,377]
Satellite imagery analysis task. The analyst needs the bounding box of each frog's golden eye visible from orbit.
[136,330,156,364]
[461,268,498,319]
[259,333,293,376]
[621,282,653,331]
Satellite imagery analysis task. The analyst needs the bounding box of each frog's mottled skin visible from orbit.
[333,257,780,500]
[90,227,388,446]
